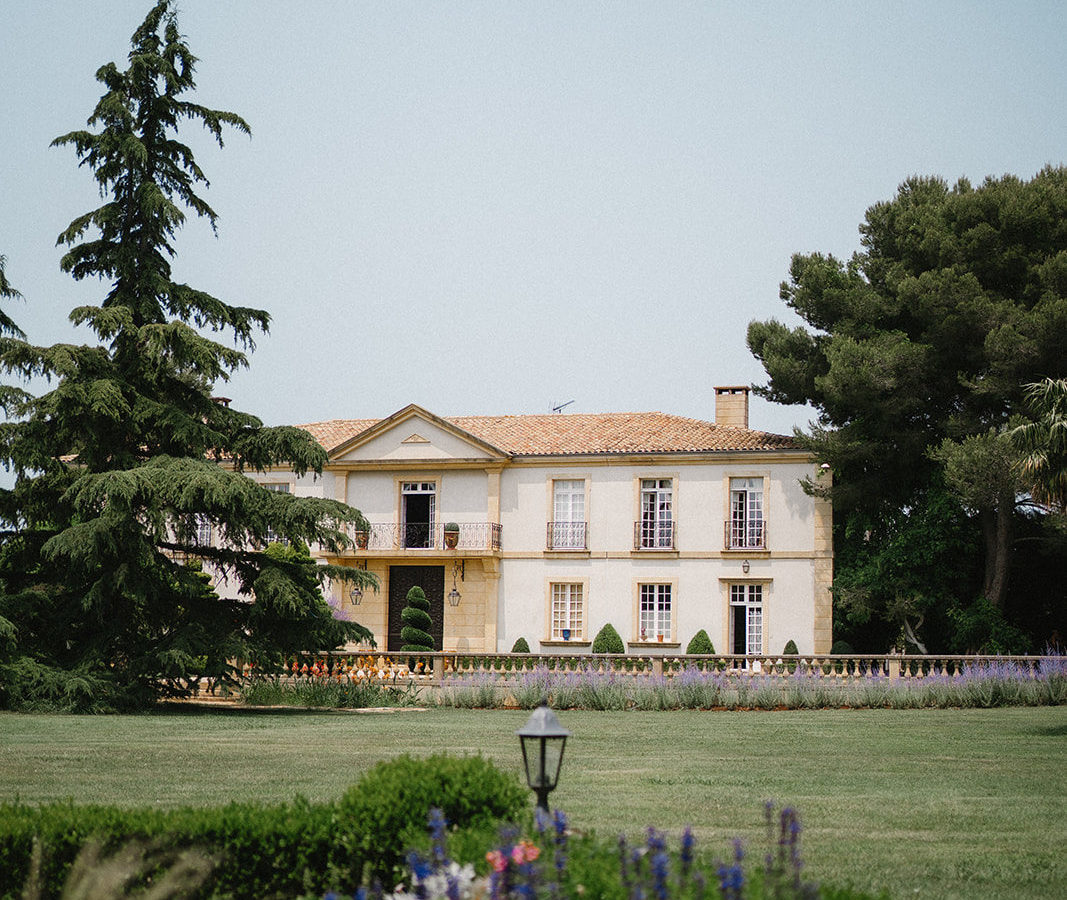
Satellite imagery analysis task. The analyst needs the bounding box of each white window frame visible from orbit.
[728,477,765,549]
[729,583,763,657]
[194,515,213,548]
[638,583,672,641]
[550,479,587,549]
[263,482,290,545]
[639,478,674,549]
[401,480,436,548]
[550,582,584,640]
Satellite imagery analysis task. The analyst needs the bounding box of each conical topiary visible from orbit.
[782,639,800,672]
[591,622,624,654]
[686,629,715,655]
[400,586,434,652]
[511,637,530,653]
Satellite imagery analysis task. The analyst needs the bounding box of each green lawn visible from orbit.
[2,706,1065,900]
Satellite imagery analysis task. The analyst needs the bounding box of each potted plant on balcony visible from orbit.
[353,519,370,549]
[443,522,460,549]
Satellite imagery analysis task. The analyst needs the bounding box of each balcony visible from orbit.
[546,521,587,551]
[724,519,766,550]
[634,520,675,550]
[351,522,502,552]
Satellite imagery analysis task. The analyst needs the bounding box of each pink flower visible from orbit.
[486,850,508,873]
[511,841,540,865]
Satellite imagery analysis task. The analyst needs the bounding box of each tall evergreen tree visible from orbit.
[0,254,24,339]
[0,1,373,710]
[748,168,1067,651]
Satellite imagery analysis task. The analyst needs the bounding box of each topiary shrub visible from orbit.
[591,623,624,654]
[829,639,856,674]
[511,637,530,653]
[686,630,715,655]
[400,586,434,652]
[782,639,800,673]
[338,753,527,883]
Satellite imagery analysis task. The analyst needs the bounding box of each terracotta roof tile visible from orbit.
[297,412,798,457]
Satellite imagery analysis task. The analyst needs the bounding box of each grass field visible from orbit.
[2,706,1066,900]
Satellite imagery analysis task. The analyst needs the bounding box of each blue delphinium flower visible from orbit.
[645,827,670,900]
[718,839,745,900]
[428,808,449,868]
[553,809,568,883]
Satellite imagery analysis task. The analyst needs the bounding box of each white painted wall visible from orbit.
[495,456,820,654]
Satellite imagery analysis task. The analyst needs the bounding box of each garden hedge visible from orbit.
[0,754,526,899]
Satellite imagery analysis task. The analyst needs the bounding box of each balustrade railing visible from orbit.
[269,651,1061,684]
[351,522,502,551]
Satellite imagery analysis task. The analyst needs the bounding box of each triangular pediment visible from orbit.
[330,404,509,463]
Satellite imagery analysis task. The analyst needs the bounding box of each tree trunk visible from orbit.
[981,492,1013,610]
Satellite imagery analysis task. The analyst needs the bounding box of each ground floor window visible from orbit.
[730,583,763,656]
[551,583,583,640]
[639,583,672,640]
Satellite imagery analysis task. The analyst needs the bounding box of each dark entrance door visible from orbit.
[387,565,444,651]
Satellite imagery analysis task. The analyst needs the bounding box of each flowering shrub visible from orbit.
[325,803,823,900]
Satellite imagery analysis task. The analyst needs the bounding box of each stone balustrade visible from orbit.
[260,651,1059,685]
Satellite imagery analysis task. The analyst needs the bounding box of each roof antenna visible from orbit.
[552,400,575,414]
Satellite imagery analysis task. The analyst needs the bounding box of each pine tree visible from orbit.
[0,1,373,710]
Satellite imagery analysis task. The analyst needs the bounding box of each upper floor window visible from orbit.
[727,477,764,549]
[638,583,672,641]
[264,482,290,545]
[193,515,213,548]
[637,478,673,549]
[549,479,586,550]
[401,481,436,549]
[550,582,584,640]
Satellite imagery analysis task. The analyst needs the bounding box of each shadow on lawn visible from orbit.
[149,704,424,717]
[151,702,362,717]
[1032,722,1067,737]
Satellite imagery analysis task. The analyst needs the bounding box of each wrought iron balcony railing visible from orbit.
[546,521,588,550]
[724,519,766,550]
[351,522,502,552]
[634,520,675,550]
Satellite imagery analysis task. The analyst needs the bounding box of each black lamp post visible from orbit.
[516,702,571,813]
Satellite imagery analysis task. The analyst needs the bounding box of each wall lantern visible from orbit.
[742,559,751,575]
[448,558,464,607]
[349,559,368,605]
[516,702,571,813]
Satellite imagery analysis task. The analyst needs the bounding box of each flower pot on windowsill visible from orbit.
[657,634,664,642]
[561,628,571,641]
[443,523,460,550]
[354,530,369,550]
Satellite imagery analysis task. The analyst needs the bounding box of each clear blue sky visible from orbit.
[2,1,1064,436]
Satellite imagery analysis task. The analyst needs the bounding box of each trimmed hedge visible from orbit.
[0,754,526,899]
[591,623,624,654]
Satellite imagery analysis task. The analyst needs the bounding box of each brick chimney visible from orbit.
[715,386,749,429]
